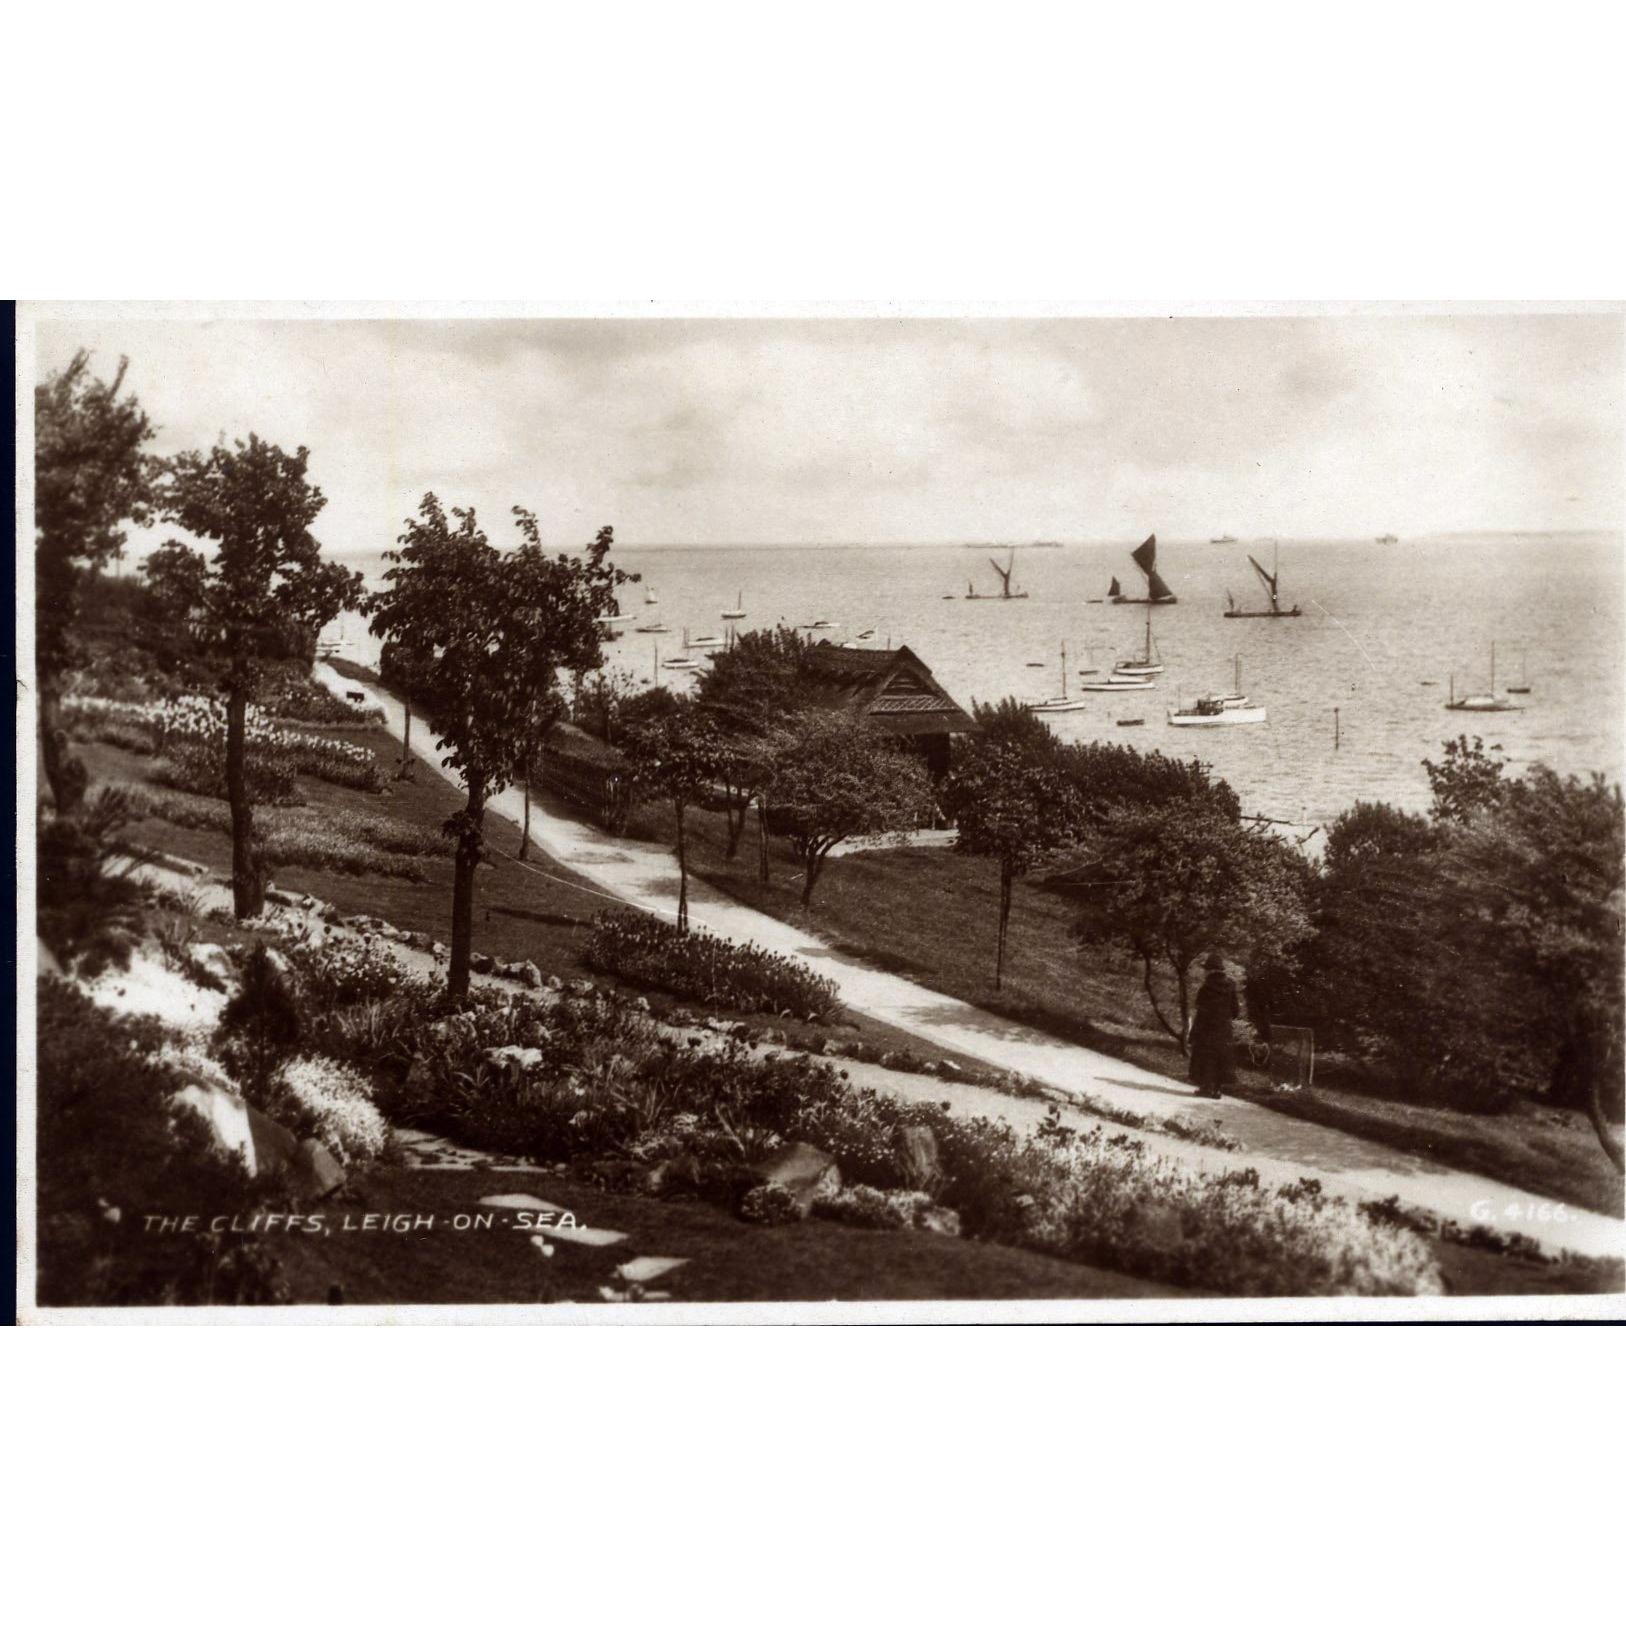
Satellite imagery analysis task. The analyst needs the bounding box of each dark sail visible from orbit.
[1108,575,1122,598]
[1247,553,1279,610]
[1130,533,1176,602]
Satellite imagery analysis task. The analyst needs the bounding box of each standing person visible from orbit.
[1188,951,1238,1100]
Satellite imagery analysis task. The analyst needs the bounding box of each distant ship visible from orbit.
[1375,534,1400,545]
[1210,534,1239,545]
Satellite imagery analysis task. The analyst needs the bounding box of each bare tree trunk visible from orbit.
[995,864,1013,990]
[225,679,265,920]
[757,796,771,886]
[448,783,486,999]
[397,698,415,780]
[517,754,532,860]
[801,844,831,906]
[1175,957,1192,1049]
[38,678,88,815]
[1141,951,1183,1050]
[725,795,747,859]
[674,796,689,932]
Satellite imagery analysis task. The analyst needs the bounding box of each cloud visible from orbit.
[30,311,1624,549]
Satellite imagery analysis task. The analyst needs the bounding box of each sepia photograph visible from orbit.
[15,304,1625,1321]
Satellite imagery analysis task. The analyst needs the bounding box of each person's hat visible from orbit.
[1203,951,1225,970]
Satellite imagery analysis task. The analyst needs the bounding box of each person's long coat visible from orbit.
[1188,968,1238,1090]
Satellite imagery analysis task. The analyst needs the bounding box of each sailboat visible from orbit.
[1224,544,1301,618]
[1109,535,1178,604]
[1171,656,1267,726]
[684,626,725,649]
[721,591,747,620]
[1445,643,1521,712]
[1027,643,1088,712]
[966,549,1030,599]
[1112,606,1164,676]
[644,585,660,604]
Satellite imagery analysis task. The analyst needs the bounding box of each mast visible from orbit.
[1144,603,1153,664]
[1061,642,1067,699]
[1490,641,1496,693]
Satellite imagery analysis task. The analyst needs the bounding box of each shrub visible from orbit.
[218,944,304,1093]
[37,791,148,977]
[585,910,840,1020]
[269,1055,388,1167]
[286,934,409,1010]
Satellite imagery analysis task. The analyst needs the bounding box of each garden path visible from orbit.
[307,661,1626,1264]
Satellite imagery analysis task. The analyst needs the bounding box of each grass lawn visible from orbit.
[272,1165,1187,1304]
[625,797,1626,1220]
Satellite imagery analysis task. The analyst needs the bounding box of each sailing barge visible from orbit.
[1224,545,1301,618]
[966,550,1029,599]
[1109,534,1178,604]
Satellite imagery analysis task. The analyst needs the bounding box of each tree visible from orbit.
[150,436,362,918]
[763,711,936,906]
[34,351,158,812]
[942,739,1085,989]
[1448,766,1625,1168]
[369,497,627,996]
[694,625,818,732]
[1074,800,1312,1051]
[378,637,438,780]
[1425,734,1508,825]
[623,700,726,931]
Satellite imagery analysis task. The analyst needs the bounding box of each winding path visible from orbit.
[315,664,1626,1263]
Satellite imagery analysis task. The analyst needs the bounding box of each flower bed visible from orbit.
[63,694,383,793]
[584,910,840,1021]
[125,786,443,880]
[306,975,1441,1296]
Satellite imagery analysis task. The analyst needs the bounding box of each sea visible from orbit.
[325,534,1624,836]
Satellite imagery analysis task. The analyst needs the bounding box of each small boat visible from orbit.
[721,591,747,621]
[1445,644,1522,712]
[1116,717,1146,727]
[802,618,838,630]
[635,622,670,634]
[1210,534,1239,545]
[662,656,701,672]
[1109,535,1178,604]
[1077,674,1153,692]
[966,550,1030,600]
[941,593,957,600]
[596,611,637,625]
[856,628,876,640]
[1505,652,1532,695]
[1085,598,1105,604]
[685,628,724,648]
[1025,661,1047,668]
[1224,544,1301,618]
[1113,607,1164,676]
[644,586,659,604]
[1027,643,1088,712]
[1375,534,1399,545]
[1170,657,1266,725]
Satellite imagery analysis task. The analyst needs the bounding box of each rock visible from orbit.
[513,960,542,988]
[729,1022,751,1041]
[483,1044,543,1082]
[173,1081,258,1177]
[245,1102,300,1183]
[938,1058,961,1076]
[319,902,341,924]
[544,974,564,992]
[568,979,595,998]
[470,952,495,975]
[292,1137,346,1200]
[266,887,304,908]
[631,996,651,1013]
[261,947,294,979]
[186,942,237,988]
[897,1125,944,1196]
[405,931,434,952]
[918,1202,961,1237]
[748,1141,841,1218]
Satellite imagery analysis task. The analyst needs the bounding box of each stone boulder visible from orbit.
[174,1080,257,1177]
[292,1137,346,1200]
[511,959,542,988]
[747,1141,841,1218]
[483,1045,544,1083]
[471,952,495,975]
[186,942,238,990]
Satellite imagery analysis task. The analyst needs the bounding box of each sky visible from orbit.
[28,311,1624,555]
